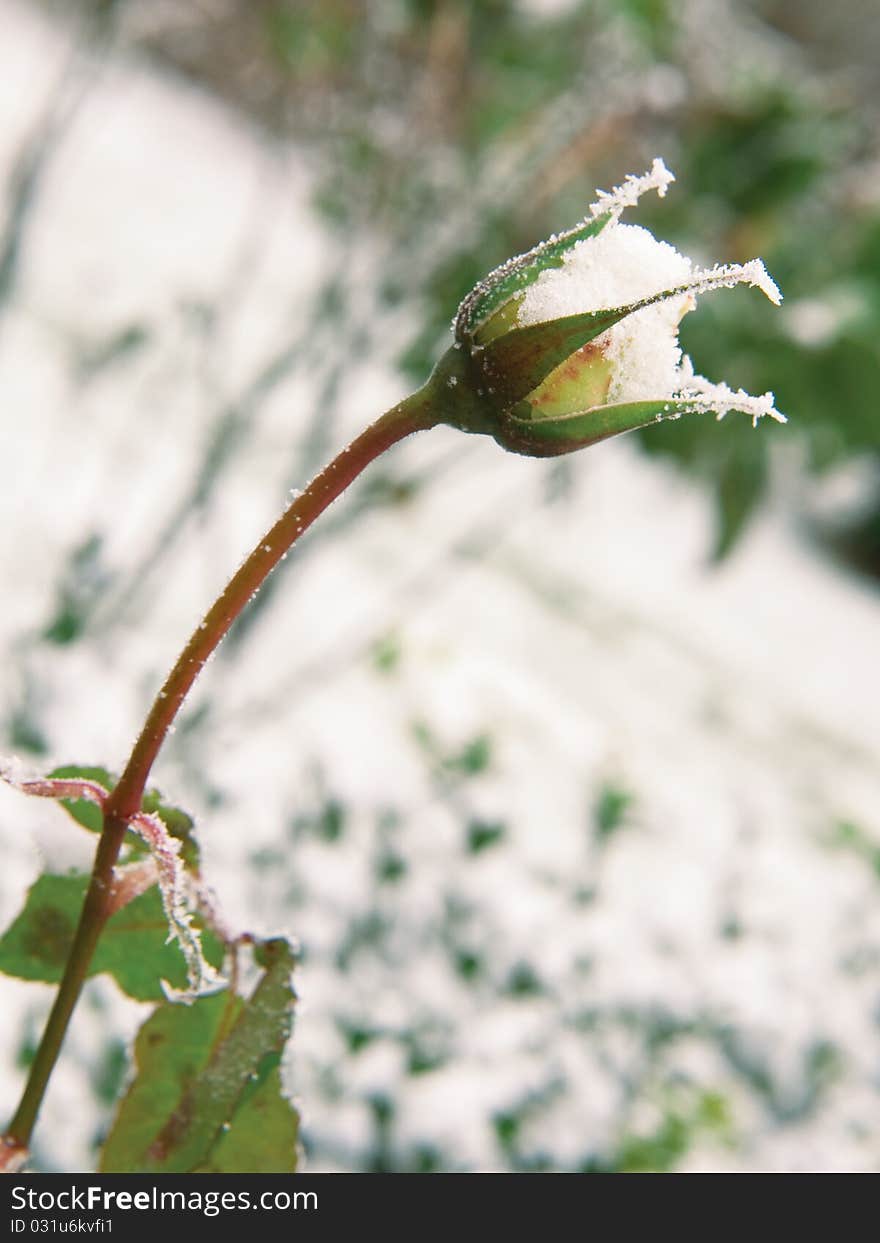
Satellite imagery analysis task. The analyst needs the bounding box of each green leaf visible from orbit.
[47,765,114,833]
[594,784,633,843]
[0,872,223,1002]
[196,1060,297,1173]
[466,820,506,854]
[95,890,223,1001]
[446,734,492,776]
[100,938,298,1173]
[0,873,84,978]
[99,992,228,1171]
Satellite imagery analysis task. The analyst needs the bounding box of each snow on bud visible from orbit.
[441,159,784,457]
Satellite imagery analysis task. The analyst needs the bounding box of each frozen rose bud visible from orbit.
[436,159,784,457]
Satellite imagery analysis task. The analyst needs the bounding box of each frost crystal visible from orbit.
[673,358,785,426]
[589,157,676,222]
[689,258,782,307]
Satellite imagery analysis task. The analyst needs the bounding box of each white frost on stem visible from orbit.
[0,760,109,810]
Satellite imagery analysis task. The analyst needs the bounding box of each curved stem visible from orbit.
[6,811,130,1149]
[108,389,436,819]
[4,387,439,1151]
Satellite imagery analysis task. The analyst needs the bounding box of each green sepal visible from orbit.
[457,212,612,340]
[476,305,638,407]
[474,280,701,411]
[497,399,689,457]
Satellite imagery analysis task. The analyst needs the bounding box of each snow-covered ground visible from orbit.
[1,0,878,1173]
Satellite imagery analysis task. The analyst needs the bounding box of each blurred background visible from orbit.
[0,0,878,1172]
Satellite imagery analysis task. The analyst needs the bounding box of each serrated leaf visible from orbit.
[0,872,223,1001]
[100,939,298,1173]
